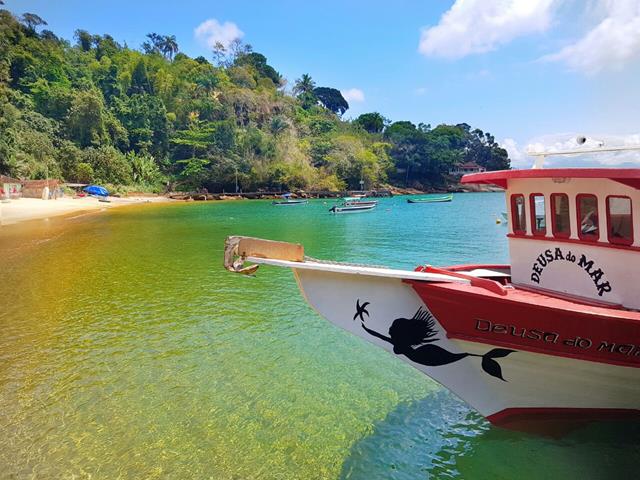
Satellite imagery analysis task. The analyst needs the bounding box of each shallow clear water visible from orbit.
[1,194,638,479]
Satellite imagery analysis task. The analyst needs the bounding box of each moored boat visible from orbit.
[343,197,378,207]
[224,143,640,430]
[329,203,376,213]
[407,194,453,203]
[272,193,308,206]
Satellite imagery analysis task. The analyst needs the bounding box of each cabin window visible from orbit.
[530,194,546,236]
[551,193,570,237]
[607,196,633,245]
[511,194,526,234]
[577,194,599,241]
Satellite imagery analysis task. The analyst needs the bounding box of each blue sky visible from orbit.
[8,0,640,166]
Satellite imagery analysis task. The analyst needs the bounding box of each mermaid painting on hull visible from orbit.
[353,300,516,381]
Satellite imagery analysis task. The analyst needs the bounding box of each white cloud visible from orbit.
[541,1,640,74]
[341,88,365,103]
[415,87,428,96]
[501,138,530,168]
[194,19,244,50]
[503,133,640,168]
[418,0,556,59]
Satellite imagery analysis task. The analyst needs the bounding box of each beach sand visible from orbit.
[0,195,174,226]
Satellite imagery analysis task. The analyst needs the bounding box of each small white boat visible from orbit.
[272,199,308,205]
[329,203,376,213]
[407,194,453,204]
[272,193,308,206]
[343,197,378,207]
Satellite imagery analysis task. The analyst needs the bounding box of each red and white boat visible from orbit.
[223,144,640,430]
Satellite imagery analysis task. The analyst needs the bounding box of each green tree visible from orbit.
[29,78,73,120]
[269,116,289,136]
[66,89,108,147]
[234,52,281,86]
[112,94,168,155]
[128,151,162,184]
[21,13,47,33]
[74,29,92,51]
[82,145,132,184]
[354,112,386,134]
[161,35,179,61]
[74,162,94,183]
[293,74,315,96]
[141,33,163,55]
[457,124,510,171]
[128,59,152,95]
[313,87,349,116]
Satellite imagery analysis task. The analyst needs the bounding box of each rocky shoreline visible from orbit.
[167,183,503,201]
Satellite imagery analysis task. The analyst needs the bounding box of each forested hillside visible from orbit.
[0,9,510,193]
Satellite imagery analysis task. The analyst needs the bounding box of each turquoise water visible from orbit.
[1,193,638,479]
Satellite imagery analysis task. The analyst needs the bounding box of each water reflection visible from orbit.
[341,390,640,480]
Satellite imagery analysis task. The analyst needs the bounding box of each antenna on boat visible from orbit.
[527,135,640,169]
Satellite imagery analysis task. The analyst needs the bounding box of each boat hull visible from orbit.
[329,204,376,213]
[407,195,452,203]
[292,267,640,427]
[272,200,308,205]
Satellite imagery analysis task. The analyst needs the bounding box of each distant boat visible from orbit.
[329,203,376,213]
[272,193,308,206]
[343,197,378,207]
[272,199,308,205]
[407,194,453,203]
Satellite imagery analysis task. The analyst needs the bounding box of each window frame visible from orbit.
[550,193,571,238]
[576,193,600,242]
[606,195,634,246]
[529,193,546,237]
[510,194,527,235]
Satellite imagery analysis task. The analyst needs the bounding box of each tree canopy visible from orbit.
[313,87,349,116]
[0,8,510,192]
[355,112,386,134]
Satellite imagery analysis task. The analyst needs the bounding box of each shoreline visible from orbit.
[0,187,503,228]
[0,195,175,227]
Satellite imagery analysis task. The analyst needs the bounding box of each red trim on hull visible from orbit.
[407,281,640,368]
[461,168,640,190]
[488,407,640,433]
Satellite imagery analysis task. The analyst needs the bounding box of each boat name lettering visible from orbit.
[475,319,559,344]
[597,341,640,356]
[529,249,612,296]
[475,320,640,358]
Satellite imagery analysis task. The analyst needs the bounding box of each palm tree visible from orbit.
[270,116,289,136]
[293,74,315,96]
[162,35,179,61]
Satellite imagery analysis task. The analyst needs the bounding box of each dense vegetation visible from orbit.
[0,9,510,193]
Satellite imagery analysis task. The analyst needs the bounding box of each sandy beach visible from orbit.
[0,195,174,226]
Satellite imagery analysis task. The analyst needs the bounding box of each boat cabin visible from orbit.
[462,168,640,310]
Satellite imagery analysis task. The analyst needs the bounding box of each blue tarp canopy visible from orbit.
[83,185,109,197]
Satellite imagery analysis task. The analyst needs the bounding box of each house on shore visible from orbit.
[1,175,22,199]
[21,179,63,199]
[449,162,486,176]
